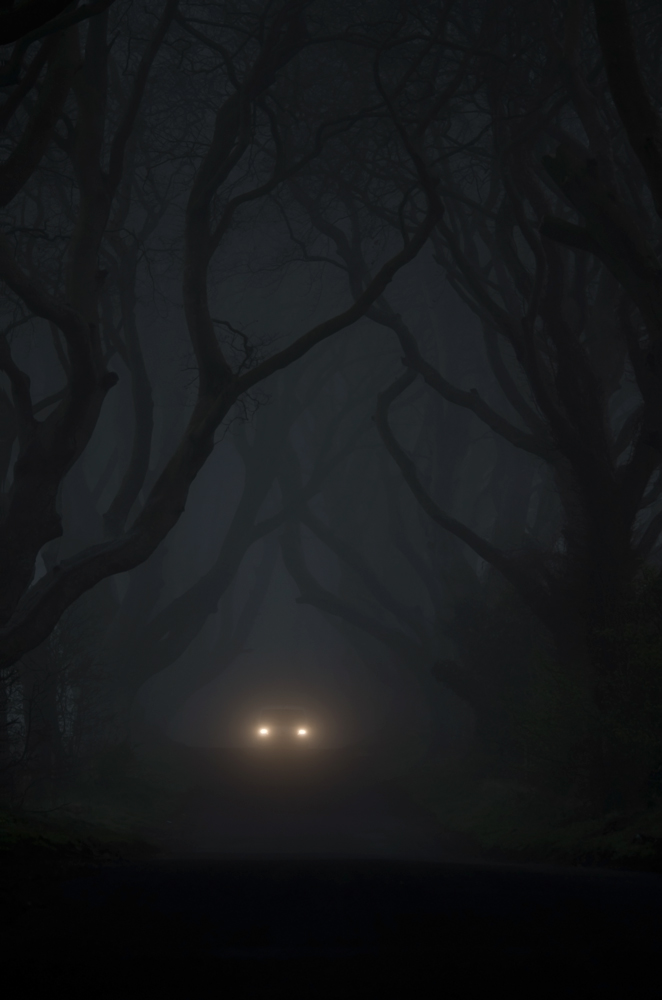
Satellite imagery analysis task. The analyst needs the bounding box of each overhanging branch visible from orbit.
[375,371,555,629]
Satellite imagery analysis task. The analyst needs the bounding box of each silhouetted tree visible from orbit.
[0,0,441,678]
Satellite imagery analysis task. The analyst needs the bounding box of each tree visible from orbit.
[0,0,442,675]
[259,0,662,806]
[370,0,662,805]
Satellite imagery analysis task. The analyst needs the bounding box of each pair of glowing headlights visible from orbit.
[258,727,308,737]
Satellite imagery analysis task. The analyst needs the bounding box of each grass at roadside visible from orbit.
[0,805,162,918]
[0,807,159,865]
[0,740,199,882]
[401,754,662,872]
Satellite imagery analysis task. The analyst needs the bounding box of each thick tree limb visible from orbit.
[367,301,554,459]
[0,1,116,52]
[542,146,662,341]
[0,29,77,206]
[0,0,72,45]
[102,248,154,537]
[0,332,33,441]
[232,203,441,401]
[539,216,601,255]
[0,234,93,372]
[0,33,51,128]
[592,0,662,219]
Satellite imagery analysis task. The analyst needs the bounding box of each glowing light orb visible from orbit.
[258,728,269,736]
[297,728,308,736]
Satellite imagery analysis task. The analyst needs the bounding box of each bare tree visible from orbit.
[367,0,662,804]
[0,1,442,674]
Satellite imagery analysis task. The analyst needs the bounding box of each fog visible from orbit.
[1,0,662,988]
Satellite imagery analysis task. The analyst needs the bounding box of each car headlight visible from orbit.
[258,728,269,736]
[297,728,307,736]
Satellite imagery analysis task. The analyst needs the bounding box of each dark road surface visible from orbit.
[9,748,662,995]
[144,746,473,861]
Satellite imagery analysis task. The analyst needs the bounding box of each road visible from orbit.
[142,745,473,860]
[8,747,662,995]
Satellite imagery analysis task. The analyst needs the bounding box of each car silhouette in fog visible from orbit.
[254,706,311,744]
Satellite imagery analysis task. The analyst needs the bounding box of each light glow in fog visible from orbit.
[258,728,269,736]
[297,729,308,736]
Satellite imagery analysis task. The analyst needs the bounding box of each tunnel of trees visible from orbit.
[1,0,661,820]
